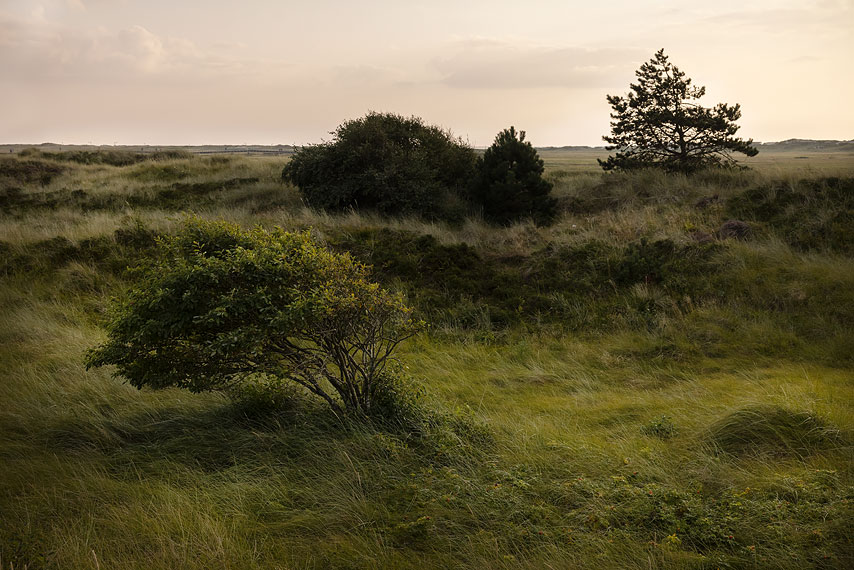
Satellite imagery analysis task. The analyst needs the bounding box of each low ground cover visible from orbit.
[1,149,852,568]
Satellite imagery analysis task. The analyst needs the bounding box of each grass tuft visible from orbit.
[707,405,845,457]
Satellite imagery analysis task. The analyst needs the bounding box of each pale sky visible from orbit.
[1,0,851,146]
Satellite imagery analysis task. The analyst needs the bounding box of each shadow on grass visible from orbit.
[44,396,349,472]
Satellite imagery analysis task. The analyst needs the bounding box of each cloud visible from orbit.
[702,2,850,35]
[0,12,261,82]
[432,40,646,90]
[110,25,168,72]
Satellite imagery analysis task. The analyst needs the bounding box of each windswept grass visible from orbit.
[707,405,845,457]
[1,149,852,568]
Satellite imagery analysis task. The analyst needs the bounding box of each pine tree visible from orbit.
[599,50,758,173]
[472,126,557,225]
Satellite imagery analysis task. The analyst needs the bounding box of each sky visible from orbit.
[1,0,852,146]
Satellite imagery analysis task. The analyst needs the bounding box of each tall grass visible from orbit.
[1,149,852,568]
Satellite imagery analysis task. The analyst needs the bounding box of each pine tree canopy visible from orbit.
[599,49,758,173]
[471,126,556,226]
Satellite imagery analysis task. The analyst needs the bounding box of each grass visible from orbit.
[1,148,853,568]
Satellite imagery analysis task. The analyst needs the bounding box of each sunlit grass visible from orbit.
[1,150,852,568]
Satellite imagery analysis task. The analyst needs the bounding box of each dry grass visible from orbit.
[1,149,852,568]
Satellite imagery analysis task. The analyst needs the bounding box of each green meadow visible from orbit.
[1,147,852,569]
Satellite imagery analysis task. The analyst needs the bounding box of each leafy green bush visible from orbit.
[470,126,557,225]
[86,218,424,416]
[282,112,477,220]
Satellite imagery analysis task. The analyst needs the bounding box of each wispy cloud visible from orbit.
[432,40,646,90]
[701,2,850,35]
[0,12,265,82]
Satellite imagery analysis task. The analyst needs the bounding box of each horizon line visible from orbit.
[3,138,853,150]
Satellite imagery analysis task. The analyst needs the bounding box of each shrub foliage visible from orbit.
[282,112,478,219]
[726,176,854,253]
[470,126,556,225]
[86,218,423,415]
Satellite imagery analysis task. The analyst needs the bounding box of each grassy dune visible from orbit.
[1,149,853,568]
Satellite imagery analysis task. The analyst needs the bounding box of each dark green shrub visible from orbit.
[113,222,160,249]
[563,469,854,558]
[615,238,677,285]
[329,228,525,326]
[470,126,557,225]
[614,238,721,297]
[526,241,616,291]
[726,177,854,253]
[0,158,65,186]
[85,218,424,416]
[282,112,477,220]
[168,177,259,197]
[329,229,727,331]
[391,515,433,546]
[36,236,79,266]
[366,368,429,431]
[137,177,261,209]
[0,187,117,214]
[225,376,306,418]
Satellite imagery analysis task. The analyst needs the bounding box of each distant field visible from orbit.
[538,148,854,175]
[739,151,854,174]
[0,143,295,156]
[5,142,850,174]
